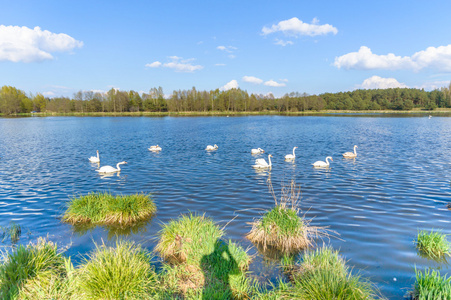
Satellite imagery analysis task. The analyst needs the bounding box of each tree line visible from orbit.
[1,83,450,115]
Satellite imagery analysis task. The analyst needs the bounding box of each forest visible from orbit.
[0,83,450,115]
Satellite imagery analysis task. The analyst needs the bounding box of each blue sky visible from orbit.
[1,0,451,98]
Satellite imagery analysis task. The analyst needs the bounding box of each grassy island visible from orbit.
[415,229,451,259]
[62,192,156,227]
[155,213,251,299]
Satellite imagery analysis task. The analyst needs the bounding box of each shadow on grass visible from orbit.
[200,239,239,299]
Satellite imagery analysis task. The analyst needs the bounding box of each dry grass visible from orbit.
[247,179,333,254]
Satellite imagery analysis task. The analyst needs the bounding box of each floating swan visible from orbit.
[313,156,333,168]
[251,148,265,154]
[89,150,100,163]
[205,144,218,151]
[285,146,298,161]
[149,145,162,152]
[342,145,358,158]
[253,154,273,169]
[96,161,127,174]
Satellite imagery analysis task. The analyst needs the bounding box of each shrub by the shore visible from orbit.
[62,192,156,227]
[0,238,69,299]
[415,229,451,259]
[247,180,330,254]
[412,268,451,299]
[155,213,251,299]
[281,246,380,300]
[74,240,158,299]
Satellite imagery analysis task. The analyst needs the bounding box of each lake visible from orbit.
[0,115,450,299]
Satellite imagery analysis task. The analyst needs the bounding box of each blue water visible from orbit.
[0,115,450,299]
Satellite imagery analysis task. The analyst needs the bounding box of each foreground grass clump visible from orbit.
[74,240,158,299]
[155,213,251,299]
[247,180,329,254]
[412,268,451,300]
[415,229,451,259]
[63,192,156,226]
[281,246,380,300]
[0,238,69,300]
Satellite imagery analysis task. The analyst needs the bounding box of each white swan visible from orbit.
[89,150,100,163]
[205,144,218,151]
[253,154,273,169]
[96,161,127,174]
[149,145,162,152]
[251,148,265,154]
[343,145,358,158]
[285,146,298,161]
[313,156,333,168]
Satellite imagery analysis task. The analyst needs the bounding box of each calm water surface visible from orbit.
[1,115,450,299]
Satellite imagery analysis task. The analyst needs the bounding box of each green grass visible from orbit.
[73,240,158,299]
[62,192,157,227]
[281,246,380,300]
[1,222,22,244]
[415,229,451,259]
[155,213,252,299]
[0,238,68,300]
[413,268,451,300]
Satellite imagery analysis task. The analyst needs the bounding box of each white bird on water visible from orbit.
[313,156,333,168]
[149,145,162,152]
[285,147,298,161]
[342,145,358,158]
[96,161,127,174]
[89,150,100,163]
[253,154,273,169]
[251,148,265,154]
[205,144,218,151]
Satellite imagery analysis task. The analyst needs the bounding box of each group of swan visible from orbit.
[252,145,357,170]
[89,150,127,174]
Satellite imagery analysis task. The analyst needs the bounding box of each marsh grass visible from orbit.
[415,229,451,259]
[1,222,22,244]
[0,238,67,299]
[74,240,158,299]
[412,268,451,300]
[282,246,380,300]
[155,213,251,298]
[63,192,156,227]
[247,179,331,254]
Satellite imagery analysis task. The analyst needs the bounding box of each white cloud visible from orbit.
[242,76,263,84]
[359,76,408,89]
[215,63,226,66]
[416,80,450,90]
[264,80,286,87]
[274,39,294,46]
[145,61,162,68]
[42,91,56,97]
[217,45,237,53]
[145,56,203,73]
[220,80,239,91]
[0,25,83,63]
[262,17,338,37]
[334,45,451,72]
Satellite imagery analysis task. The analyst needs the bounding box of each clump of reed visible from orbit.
[155,213,251,299]
[412,268,451,299]
[415,229,451,260]
[0,222,22,244]
[247,179,330,254]
[281,246,380,300]
[0,238,70,300]
[62,192,157,227]
[73,240,158,299]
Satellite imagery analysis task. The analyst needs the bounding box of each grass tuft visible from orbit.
[1,222,22,244]
[0,238,67,300]
[415,229,451,259]
[412,268,451,300]
[73,240,158,299]
[62,192,157,227]
[247,179,332,254]
[282,246,380,300]
[155,213,251,299]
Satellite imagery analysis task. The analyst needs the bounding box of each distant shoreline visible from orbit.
[3,108,450,117]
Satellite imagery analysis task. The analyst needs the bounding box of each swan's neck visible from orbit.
[97,152,99,159]
[354,147,357,155]
[292,147,296,156]
[325,157,330,165]
[268,155,272,166]
[116,163,121,171]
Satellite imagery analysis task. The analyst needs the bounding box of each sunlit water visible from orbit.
[0,115,450,299]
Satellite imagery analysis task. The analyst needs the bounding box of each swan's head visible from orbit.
[96,150,99,153]
[354,145,358,149]
[214,144,218,147]
[119,161,127,165]
[294,146,298,149]
[269,154,273,158]
[327,156,333,161]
